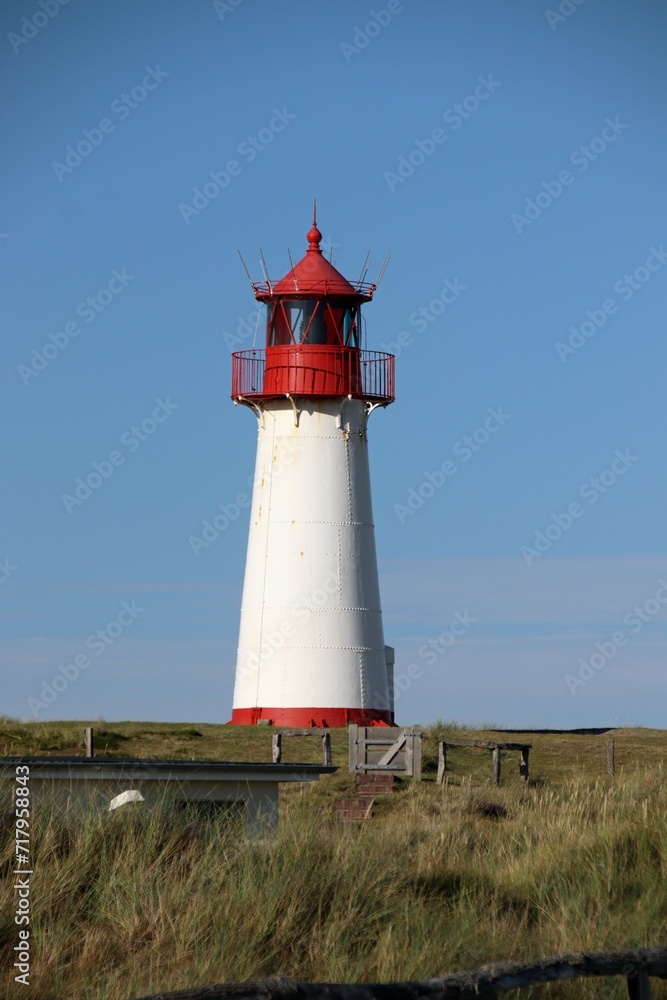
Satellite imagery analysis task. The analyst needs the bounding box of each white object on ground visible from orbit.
[109,789,145,811]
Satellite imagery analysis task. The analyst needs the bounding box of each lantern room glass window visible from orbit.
[267,300,360,348]
[342,306,359,347]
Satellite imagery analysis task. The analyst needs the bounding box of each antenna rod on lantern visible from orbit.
[237,251,255,292]
[258,248,272,292]
[375,251,391,288]
[356,251,371,290]
[287,247,299,291]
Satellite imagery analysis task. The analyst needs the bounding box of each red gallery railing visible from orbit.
[231,348,395,403]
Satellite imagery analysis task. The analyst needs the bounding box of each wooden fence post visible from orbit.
[84,727,94,758]
[322,731,332,766]
[405,731,414,777]
[606,739,615,778]
[492,747,501,786]
[412,728,422,780]
[348,724,359,773]
[627,970,651,1000]
[272,733,282,764]
[519,747,530,785]
[437,741,446,784]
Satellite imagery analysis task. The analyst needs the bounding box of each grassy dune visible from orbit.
[1,721,666,999]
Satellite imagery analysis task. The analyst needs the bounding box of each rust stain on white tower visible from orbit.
[230,212,395,727]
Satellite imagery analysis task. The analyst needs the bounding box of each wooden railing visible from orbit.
[135,947,667,999]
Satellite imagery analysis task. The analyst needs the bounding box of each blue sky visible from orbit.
[2,0,667,727]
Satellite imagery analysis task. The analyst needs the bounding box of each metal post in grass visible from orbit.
[322,731,332,766]
[84,727,94,758]
[272,733,282,763]
[607,738,615,778]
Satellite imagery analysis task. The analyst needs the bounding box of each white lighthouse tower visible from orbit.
[230,213,395,727]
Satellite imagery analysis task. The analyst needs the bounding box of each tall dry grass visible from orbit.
[1,770,666,999]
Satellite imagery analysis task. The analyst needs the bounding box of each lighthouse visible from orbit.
[230,212,395,727]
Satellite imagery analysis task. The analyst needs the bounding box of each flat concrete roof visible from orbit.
[2,755,338,837]
[0,755,336,781]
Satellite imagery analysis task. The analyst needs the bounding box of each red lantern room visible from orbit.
[231,214,394,403]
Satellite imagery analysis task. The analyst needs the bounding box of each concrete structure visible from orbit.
[0,756,335,836]
[230,212,395,728]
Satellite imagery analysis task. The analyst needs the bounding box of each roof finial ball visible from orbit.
[307,199,322,253]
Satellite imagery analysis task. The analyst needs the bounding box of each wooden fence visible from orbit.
[136,946,667,998]
[271,729,332,766]
[437,738,531,787]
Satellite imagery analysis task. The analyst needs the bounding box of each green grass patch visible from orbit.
[1,722,667,997]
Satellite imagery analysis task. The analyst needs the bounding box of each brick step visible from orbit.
[355,775,396,795]
[334,809,373,821]
[334,797,374,822]
[335,797,375,810]
[355,772,396,783]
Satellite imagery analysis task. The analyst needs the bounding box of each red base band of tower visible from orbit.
[230,707,393,728]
